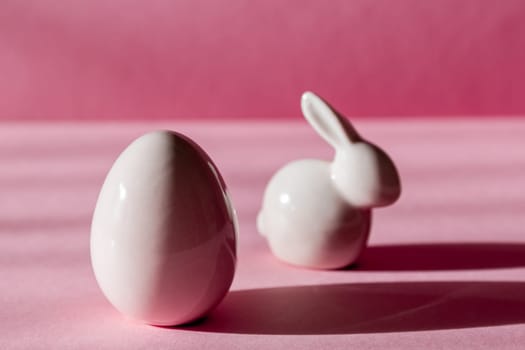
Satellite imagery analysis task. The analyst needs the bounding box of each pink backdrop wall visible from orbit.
[1,0,524,120]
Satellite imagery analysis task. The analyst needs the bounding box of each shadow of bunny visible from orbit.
[357,243,525,271]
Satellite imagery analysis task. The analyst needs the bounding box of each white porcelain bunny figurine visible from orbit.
[257,92,401,269]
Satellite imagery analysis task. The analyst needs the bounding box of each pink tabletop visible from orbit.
[2,119,525,349]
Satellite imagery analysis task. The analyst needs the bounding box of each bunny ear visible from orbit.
[301,92,358,150]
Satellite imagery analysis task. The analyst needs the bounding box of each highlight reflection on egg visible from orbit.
[90,131,237,326]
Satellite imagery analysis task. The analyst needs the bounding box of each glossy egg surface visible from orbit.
[91,131,237,326]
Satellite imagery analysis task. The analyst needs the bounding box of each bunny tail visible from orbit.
[256,211,266,237]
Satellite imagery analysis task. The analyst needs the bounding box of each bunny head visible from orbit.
[301,92,401,209]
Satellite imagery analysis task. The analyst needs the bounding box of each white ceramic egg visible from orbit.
[90,130,237,326]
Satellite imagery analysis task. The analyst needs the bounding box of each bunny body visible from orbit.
[258,159,371,269]
[257,92,400,269]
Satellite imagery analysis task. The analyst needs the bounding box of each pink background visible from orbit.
[1,0,525,120]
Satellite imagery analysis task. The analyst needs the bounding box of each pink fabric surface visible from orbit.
[2,119,525,349]
[1,1,525,120]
